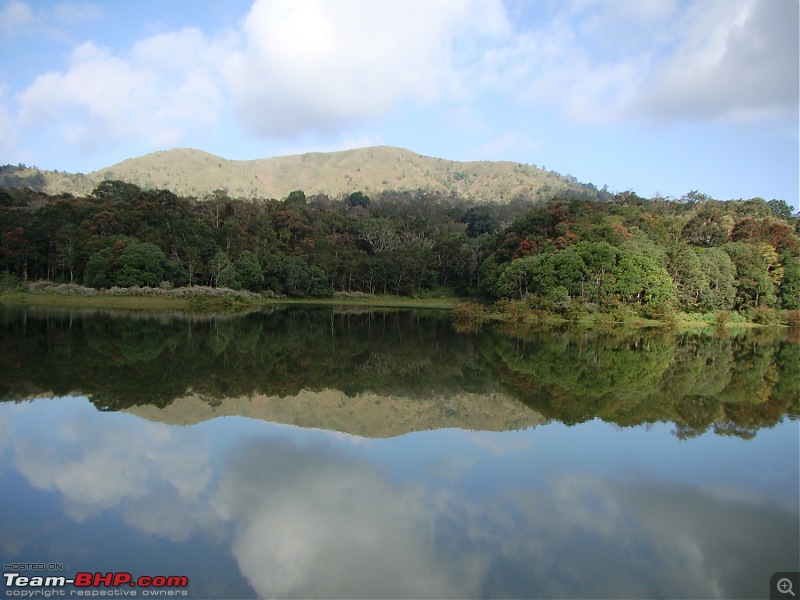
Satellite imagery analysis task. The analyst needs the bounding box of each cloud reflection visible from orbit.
[212,437,477,599]
[456,473,798,599]
[6,398,217,540]
[1,397,796,599]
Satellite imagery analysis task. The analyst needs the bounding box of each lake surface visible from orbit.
[1,306,798,599]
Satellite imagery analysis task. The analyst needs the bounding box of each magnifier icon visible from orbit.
[778,578,796,597]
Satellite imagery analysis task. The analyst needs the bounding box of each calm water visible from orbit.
[0,306,798,599]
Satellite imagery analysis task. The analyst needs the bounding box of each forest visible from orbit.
[1,179,799,319]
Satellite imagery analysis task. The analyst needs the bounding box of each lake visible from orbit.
[0,306,798,599]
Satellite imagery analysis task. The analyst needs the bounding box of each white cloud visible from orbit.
[0,0,34,35]
[52,2,102,25]
[8,0,796,165]
[634,0,799,124]
[480,0,798,128]
[0,1,102,39]
[279,133,386,157]
[0,85,17,162]
[17,29,228,153]
[224,0,508,137]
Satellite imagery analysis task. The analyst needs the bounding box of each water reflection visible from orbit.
[216,436,469,599]
[0,396,797,599]
[1,307,798,598]
[1,305,797,437]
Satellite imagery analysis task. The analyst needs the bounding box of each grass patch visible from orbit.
[267,295,461,310]
[1,286,462,313]
[0,291,195,311]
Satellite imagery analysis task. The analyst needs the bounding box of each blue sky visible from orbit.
[0,0,797,208]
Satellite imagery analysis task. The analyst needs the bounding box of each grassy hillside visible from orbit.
[2,146,600,203]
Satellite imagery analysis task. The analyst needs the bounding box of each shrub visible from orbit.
[713,311,731,329]
[333,291,370,300]
[22,282,260,301]
[750,306,780,326]
[495,298,528,322]
[784,310,800,327]
[595,312,621,329]
[0,272,21,291]
[564,302,588,323]
[451,302,489,326]
[641,301,675,321]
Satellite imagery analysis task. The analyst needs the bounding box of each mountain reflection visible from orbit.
[1,397,796,599]
[1,305,797,438]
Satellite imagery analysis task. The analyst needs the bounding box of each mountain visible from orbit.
[1,146,601,203]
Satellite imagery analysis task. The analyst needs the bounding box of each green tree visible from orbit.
[681,210,729,247]
[116,242,168,287]
[575,241,617,301]
[767,199,794,220]
[495,255,537,298]
[612,250,675,304]
[779,254,800,309]
[667,244,708,307]
[285,190,307,205]
[695,248,736,310]
[723,242,776,309]
[235,250,264,292]
[92,180,142,202]
[461,206,498,238]
[346,191,370,210]
[209,251,238,288]
[85,247,116,288]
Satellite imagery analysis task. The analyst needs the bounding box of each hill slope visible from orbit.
[2,146,601,202]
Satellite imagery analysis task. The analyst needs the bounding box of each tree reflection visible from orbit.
[0,305,796,438]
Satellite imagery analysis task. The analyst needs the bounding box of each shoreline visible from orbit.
[0,289,460,312]
[0,288,794,330]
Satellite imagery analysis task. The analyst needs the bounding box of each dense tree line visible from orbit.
[0,182,508,296]
[1,180,799,313]
[479,193,800,313]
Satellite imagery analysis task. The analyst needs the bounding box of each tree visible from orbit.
[768,199,794,220]
[117,242,168,287]
[779,254,800,309]
[235,250,264,292]
[667,244,708,307]
[85,248,115,288]
[92,180,141,202]
[281,256,312,296]
[209,251,237,288]
[434,233,471,290]
[612,249,675,304]
[695,248,736,310]
[346,191,370,210]
[681,210,728,247]
[1,227,30,282]
[461,206,498,237]
[285,190,306,205]
[575,241,617,301]
[722,242,776,308]
[529,250,585,298]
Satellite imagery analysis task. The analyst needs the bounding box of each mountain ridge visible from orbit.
[1,145,603,203]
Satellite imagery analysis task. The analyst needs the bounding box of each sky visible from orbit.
[0,0,797,208]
